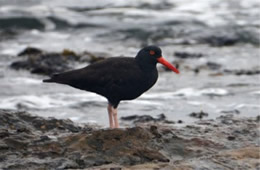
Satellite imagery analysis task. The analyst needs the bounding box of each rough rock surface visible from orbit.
[10,47,108,76]
[121,113,175,124]
[0,109,259,169]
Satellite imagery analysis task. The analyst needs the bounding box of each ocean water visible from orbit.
[0,0,259,127]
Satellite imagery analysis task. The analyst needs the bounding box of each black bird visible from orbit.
[43,46,179,128]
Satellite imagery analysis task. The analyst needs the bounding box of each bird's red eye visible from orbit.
[149,50,155,55]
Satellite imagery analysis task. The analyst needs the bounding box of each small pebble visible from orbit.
[227,136,236,141]
[177,120,183,124]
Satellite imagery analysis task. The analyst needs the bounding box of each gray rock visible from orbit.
[0,109,259,169]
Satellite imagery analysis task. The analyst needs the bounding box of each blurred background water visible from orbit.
[0,0,259,127]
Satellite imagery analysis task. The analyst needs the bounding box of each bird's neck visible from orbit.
[135,56,157,72]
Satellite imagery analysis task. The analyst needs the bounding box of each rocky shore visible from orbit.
[0,109,259,169]
[10,47,109,76]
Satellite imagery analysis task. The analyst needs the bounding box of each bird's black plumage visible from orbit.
[43,46,163,108]
[43,46,179,128]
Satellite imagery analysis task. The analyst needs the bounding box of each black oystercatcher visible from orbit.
[43,46,179,128]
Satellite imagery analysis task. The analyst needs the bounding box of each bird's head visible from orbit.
[136,45,179,74]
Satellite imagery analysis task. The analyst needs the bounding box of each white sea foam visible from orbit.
[235,104,260,109]
[250,91,260,95]
[140,88,228,100]
[6,77,41,84]
[200,88,229,96]
[0,93,106,110]
[141,92,179,99]
[172,88,229,97]
[128,100,162,106]
[0,95,71,109]
[187,101,217,108]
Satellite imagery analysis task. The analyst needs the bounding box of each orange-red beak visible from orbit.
[157,57,179,74]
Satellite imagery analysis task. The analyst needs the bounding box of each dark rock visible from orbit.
[110,168,122,170]
[63,127,169,166]
[0,129,9,138]
[47,16,101,29]
[10,52,76,75]
[0,109,259,169]
[164,120,175,124]
[16,127,31,133]
[81,51,108,64]
[227,136,236,141]
[10,47,109,75]
[194,68,200,74]
[121,113,168,124]
[189,111,209,119]
[0,110,85,134]
[174,52,203,59]
[0,17,45,30]
[150,126,162,138]
[224,69,260,76]
[31,117,82,132]
[177,120,183,124]
[138,1,174,10]
[195,62,222,73]
[256,115,260,122]
[0,29,18,41]
[206,62,222,70]
[193,26,260,46]
[200,34,238,47]
[61,49,78,57]
[221,109,240,114]
[18,47,43,56]
[133,115,156,123]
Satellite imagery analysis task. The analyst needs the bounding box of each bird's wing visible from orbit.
[50,57,142,91]
[82,57,143,89]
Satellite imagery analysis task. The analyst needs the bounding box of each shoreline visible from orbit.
[0,109,259,169]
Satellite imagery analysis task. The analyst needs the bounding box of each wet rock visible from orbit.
[47,16,101,29]
[0,129,9,138]
[150,125,162,138]
[174,51,203,59]
[221,109,240,114]
[0,110,87,133]
[227,136,236,141]
[224,69,260,76]
[206,62,222,70]
[200,34,238,47]
[121,113,174,124]
[81,51,108,64]
[10,47,109,75]
[63,127,169,167]
[194,62,222,73]
[61,49,78,57]
[0,17,45,30]
[221,146,260,159]
[138,1,174,10]
[10,52,77,75]
[196,26,260,46]
[164,120,175,124]
[189,111,209,119]
[0,29,18,41]
[0,109,259,169]
[193,67,200,74]
[177,120,183,124]
[18,47,43,56]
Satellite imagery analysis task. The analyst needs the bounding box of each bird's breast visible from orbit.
[115,68,158,101]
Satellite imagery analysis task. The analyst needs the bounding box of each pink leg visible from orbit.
[112,107,119,128]
[107,104,114,128]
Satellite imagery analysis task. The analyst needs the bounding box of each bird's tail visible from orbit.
[42,78,53,83]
